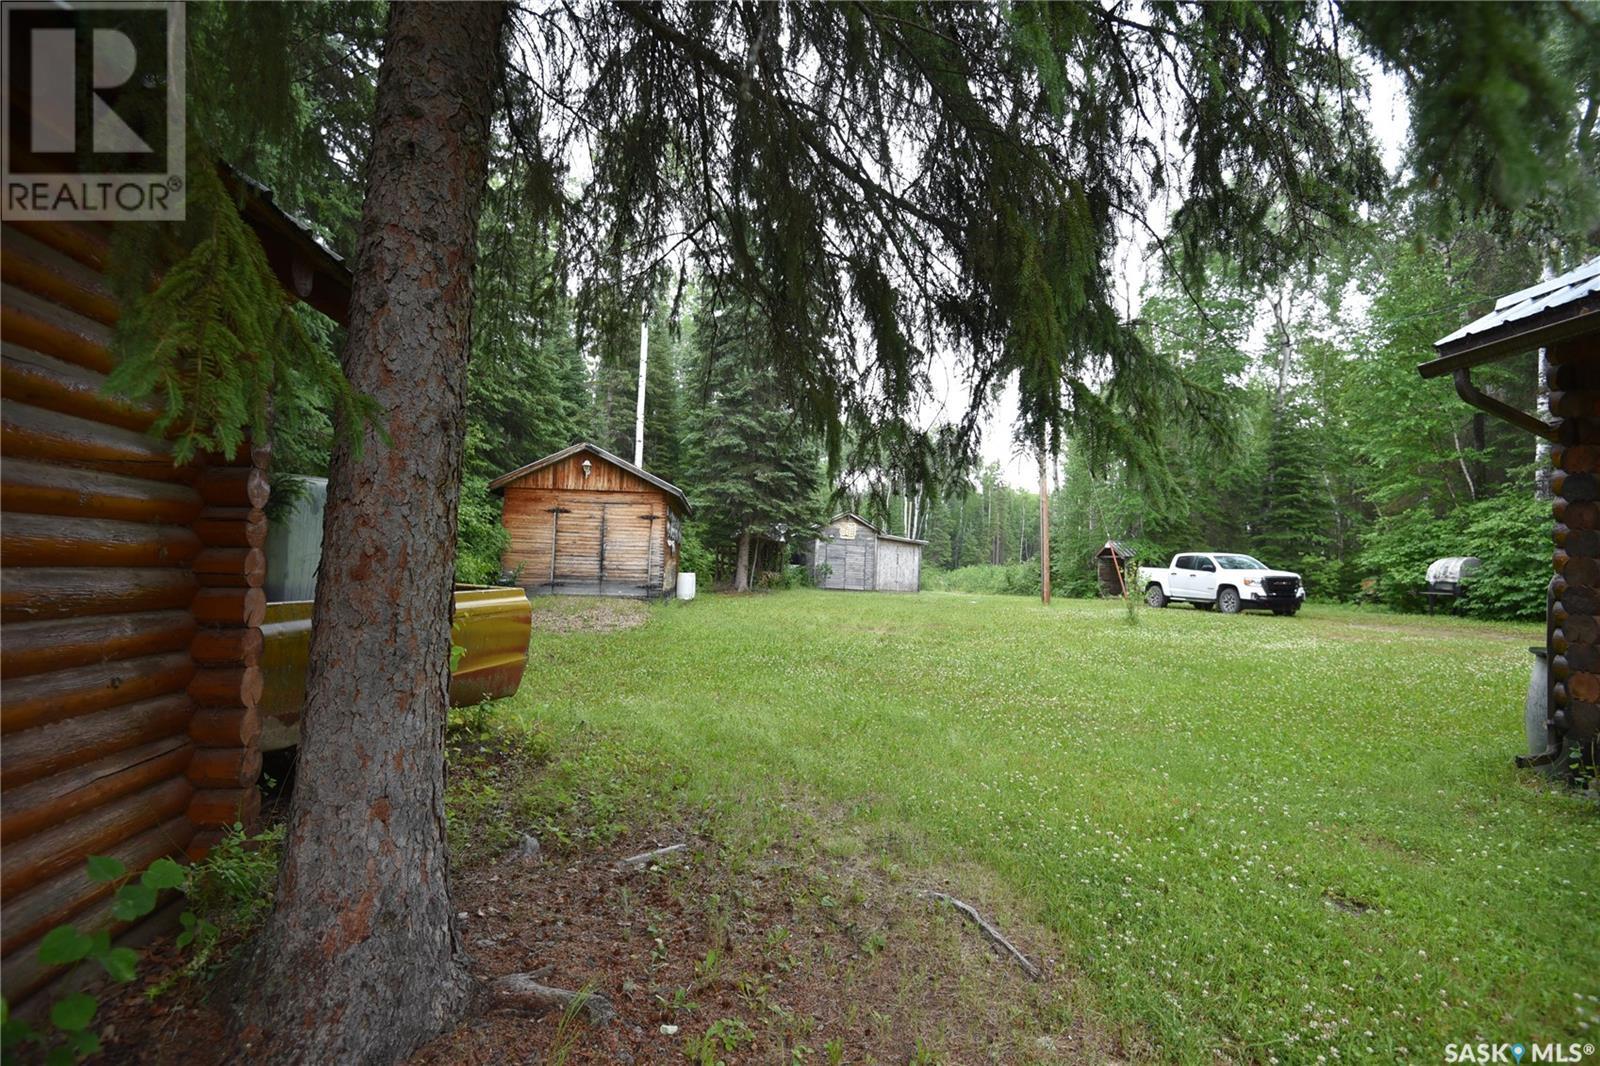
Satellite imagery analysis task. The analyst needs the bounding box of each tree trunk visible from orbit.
[1038,449,1051,606]
[236,4,505,1061]
[734,528,752,591]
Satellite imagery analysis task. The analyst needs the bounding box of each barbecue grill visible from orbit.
[1422,556,1481,613]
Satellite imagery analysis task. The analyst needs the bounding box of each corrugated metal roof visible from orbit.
[1435,256,1600,349]
[225,165,348,272]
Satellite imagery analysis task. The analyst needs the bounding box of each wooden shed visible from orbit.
[0,181,350,1006]
[1095,541,1134,597]
[811,513,924,592]
[490,443,690,598]
[1420,255,1598,772]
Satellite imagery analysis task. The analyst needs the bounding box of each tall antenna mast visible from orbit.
[634,309,649,468]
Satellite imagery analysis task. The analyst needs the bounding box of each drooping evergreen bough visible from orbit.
[106,3,1593,1061]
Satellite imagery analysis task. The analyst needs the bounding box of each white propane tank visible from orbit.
[1526,647,1550,757]
[677,572,696,601]
[1425,556,1481,588]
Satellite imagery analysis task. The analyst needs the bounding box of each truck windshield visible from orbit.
[1214,555,1267,570]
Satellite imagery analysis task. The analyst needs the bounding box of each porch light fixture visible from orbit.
[581,458,592,478]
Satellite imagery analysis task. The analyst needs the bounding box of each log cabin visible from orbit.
[0,177,349,1007]
[490,443,691,598]
[1420,254,1599,772]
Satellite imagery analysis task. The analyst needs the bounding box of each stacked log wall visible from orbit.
[184,452,269,853]
[1548,342,1600,766]
[0,220,262,1003]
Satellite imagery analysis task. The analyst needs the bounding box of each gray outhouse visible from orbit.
[811,513,924,592]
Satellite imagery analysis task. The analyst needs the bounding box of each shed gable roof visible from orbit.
[827,512,879,534]
[488,442,691,514]
[825,512,926,546]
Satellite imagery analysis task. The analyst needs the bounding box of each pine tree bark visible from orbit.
[235,4,506,1062]
[734,528,752,591]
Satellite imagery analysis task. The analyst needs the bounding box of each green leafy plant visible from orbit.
[448,616,470,673]
[692,947,723,983]
[1121,558,1142,626]
[143,823,283,1002]
[1,856,197,1064]
[185,823,283,933]
[655,986,700,1016]
[683,1017,755,1066]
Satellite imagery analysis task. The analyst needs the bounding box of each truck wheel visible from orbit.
[1217,587,1241,614]
[1144,584,1168,608]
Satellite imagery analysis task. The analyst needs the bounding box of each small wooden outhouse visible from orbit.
[490,443,690,598]
[811,513,924,592]
[1095,541,1134,597]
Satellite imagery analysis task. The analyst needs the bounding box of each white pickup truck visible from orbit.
[1138,553,1305,615]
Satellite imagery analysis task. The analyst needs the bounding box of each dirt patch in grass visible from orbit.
[88,723,1122,1065]
[413,823,1112,1065]
[530,596,651,635]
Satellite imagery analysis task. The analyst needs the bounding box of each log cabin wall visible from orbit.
[0,219,267,1004]
[1549,340,1600,766]
[499,449,685,598]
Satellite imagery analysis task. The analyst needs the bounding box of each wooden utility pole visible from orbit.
[634,311,649,467]
[1038,447,1051,606]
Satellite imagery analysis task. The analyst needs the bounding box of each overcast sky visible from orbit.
[964,62,1411,488]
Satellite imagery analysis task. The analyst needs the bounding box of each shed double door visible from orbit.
[875,541,920,592]
[547,496,660,594]
[816,537,872,590]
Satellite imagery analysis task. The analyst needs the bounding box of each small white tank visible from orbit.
[1526,647,1550,757]
[677,572,696,601]
[1425,556,1482,590]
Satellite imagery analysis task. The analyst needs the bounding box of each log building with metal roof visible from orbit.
[1420,255,1599,771]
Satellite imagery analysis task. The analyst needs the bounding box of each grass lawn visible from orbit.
[506,591,1599,1062]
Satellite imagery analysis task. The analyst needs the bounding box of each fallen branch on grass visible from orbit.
[487,973,614,1025]
[615,843,687,870]
[919,890,1042,980]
